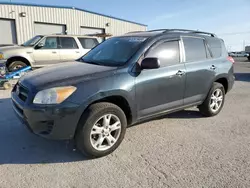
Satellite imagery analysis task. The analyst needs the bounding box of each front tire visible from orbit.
[8,61,27,72]
[75,102,127,158]
[199,82,225,117]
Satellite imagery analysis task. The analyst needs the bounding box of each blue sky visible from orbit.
[2,0,250,51]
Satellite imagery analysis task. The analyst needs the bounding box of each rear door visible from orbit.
[33,36,60,66]
[58,37,82,62]
[182,37,216,105]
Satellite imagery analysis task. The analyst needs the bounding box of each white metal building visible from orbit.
[0,2,147,44]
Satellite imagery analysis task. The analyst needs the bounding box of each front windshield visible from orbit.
[22,35,43,47]
[81,36,147,66]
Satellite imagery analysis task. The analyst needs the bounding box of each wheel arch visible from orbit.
[6,56,31,68]
[213,75,229,93]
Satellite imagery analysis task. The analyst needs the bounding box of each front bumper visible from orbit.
[11,86,82,140]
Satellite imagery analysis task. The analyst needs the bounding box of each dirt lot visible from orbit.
[0,59,250,188]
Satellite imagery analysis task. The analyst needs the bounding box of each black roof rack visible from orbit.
[126,29,217,37]
[162,29,217,37]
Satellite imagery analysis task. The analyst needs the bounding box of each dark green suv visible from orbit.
[11,29,235,158]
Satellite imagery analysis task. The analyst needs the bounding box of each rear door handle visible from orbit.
[52,51,57,54]
[75,51,80,53]
[176,70,185,76]
[210,65,216,70]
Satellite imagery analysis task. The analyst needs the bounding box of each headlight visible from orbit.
[33,86,77,104]
[0,53,4,60]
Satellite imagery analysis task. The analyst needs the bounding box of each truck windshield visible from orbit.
[81,37,147,66]
[22,35,44,47]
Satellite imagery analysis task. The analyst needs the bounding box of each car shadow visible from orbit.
[234,73,250,82]
[0,97,203,165]
[0,98,87,165]
[130,109,203,128]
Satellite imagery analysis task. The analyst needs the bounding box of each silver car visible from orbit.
[0,35,99,71]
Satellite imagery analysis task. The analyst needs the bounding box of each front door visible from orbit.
[33,36,60,66]
[136,40,186,119]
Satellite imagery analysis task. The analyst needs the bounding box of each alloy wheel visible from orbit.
[210,88,223,113]
[90,114,121,151]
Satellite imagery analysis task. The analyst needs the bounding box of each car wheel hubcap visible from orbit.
[90,114,121,151]
[13,65,23,70]
[210,88,223,112]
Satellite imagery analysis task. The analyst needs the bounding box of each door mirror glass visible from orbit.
[141,58,160,69]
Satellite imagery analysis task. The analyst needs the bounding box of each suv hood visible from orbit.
[0,45,32,52]
[20,61,117,90]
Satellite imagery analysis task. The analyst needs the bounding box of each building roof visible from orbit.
[0,2,147,27]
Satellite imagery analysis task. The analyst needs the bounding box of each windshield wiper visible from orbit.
[82,59,101,65]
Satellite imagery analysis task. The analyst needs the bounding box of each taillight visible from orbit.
[227,56,235,64]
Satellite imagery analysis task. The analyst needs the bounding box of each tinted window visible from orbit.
[207,38,222,58]
[59,37,78,49]
[146,41,180,67]
[39,37,58,49]
[78,38,98,49]
[183,37,207,62]
[82,37,147,66]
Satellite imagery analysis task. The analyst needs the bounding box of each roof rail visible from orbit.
[145,29,216,37]
[163,29,217,37]
[126,31,144,34]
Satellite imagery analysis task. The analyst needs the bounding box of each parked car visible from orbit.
[11,29,235,158]
[230,51,249,57]
[0,35,99,71]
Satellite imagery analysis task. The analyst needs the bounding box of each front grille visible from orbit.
[14,83,29,102]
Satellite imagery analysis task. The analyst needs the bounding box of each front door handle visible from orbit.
[210,65,216,70]
[52,51,57,54]
[75,51,80,53]
[176,70,185,76]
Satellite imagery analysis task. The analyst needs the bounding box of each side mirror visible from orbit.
[141,58,160,69]
[35,43,44,49]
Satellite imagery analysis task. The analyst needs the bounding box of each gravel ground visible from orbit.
[0,60,250,188]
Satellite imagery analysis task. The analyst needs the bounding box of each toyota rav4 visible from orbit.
[11,29,235,158]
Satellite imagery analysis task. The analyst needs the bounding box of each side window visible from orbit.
[59,37,78,49]
[39,37,58,49]
[78,38,98,49]
[146,41,180,67]
[207,38,222,58]
[183,37,207,62]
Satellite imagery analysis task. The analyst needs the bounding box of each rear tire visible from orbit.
[75,102,127,158]
[199,82,225,117]
[8,61,27,72]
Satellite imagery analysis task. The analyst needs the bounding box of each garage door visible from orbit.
[80,27,105,42]
[34,22,66,35]
[0,19,17,45]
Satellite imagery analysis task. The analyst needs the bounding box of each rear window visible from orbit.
[207,38,222,58]
[183,37,207,62]
[78,38,99,49]
[59,37,78,49]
